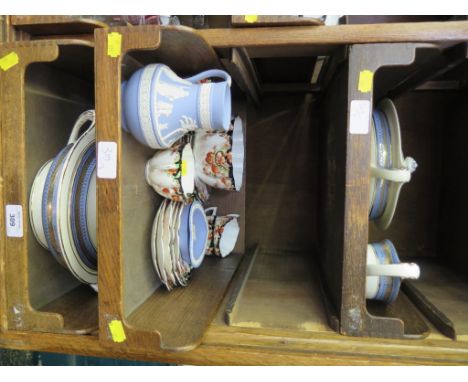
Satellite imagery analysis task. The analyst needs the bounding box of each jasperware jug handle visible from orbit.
[204,207,218,217]
[185,69,232,87]
[68,110,96,144]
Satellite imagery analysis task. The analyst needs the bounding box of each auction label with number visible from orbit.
[97,141,117,179]
[6,204,23,237]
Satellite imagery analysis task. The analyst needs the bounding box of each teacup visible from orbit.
[369,98,417,230]
[205,207,240,258]
[146,142,195,202]
[366,239,420,304]
[193,116,244,192]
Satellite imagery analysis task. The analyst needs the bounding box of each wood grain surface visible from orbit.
[231,15,324,27]
[199,21,468,48]
[10,16,107,37]
[0,39,96,334]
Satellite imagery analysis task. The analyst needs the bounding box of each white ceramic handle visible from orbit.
[68,110,95,144]
[366,263,420,279]
[370,166,411,183]
[204,207,217,217]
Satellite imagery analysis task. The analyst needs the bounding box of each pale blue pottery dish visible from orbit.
[189,202,208,269]
[121,63,232,149]
[70,145,97,269]
[370,108,392,220]
[178,200,209,269]
[371,239,401,304]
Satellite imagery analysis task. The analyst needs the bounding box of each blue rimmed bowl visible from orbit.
[369,98,418,230]
[366,239,420,304]
[29,110,97,285]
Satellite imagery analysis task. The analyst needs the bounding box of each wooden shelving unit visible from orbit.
[1,19,468,365]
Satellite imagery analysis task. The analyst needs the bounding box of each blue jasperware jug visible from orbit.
[121,63,232,149]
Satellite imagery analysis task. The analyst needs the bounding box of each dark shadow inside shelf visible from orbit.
[25,45,97,334]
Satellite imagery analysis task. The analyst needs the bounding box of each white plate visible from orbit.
[150,200,164,283]
[162,200,176,289]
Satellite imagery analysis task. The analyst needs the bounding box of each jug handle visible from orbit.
[68,110,96,144]
[366,263,420,279]
[185,69,232,87]
[204,207,218,217]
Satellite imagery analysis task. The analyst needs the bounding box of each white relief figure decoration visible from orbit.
[157,81,190,101]
[180,116,198,132]
[156,101,174,118]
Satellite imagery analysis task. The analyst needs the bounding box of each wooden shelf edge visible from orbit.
[1,324,468,365]
[198,21,468,48]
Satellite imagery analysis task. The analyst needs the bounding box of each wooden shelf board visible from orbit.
[198,21,468,48]
[10,16,106,36]
[126,254,244,351]
[226,249,330,333]
[39,285,98,335]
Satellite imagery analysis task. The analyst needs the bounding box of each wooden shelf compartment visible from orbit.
[95,25,246,352]
[0,39,98,335]
[369,55,468,340]
[327,41,468,340]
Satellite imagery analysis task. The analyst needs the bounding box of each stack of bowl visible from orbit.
[29,110,97,285]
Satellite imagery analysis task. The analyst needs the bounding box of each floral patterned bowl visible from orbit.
[145,142,195,202]
[193,116,244,191]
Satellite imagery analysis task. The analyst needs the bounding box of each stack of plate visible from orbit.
[29,110,97,285]
[151,199,209,290]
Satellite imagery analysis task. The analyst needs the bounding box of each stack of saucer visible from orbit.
[151,199,209,290]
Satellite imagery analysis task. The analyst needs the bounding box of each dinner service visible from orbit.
[369,98,417,230]
[29,110,97,284]
[366,239,420,303]
[121,63,232,149]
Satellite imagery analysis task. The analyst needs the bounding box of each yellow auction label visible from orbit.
[108,319,126,343]
[0,52,19,71]
[244,15,258,23]
[181,160,187,177]
[358,70,374,93]
[107,32,122,58]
